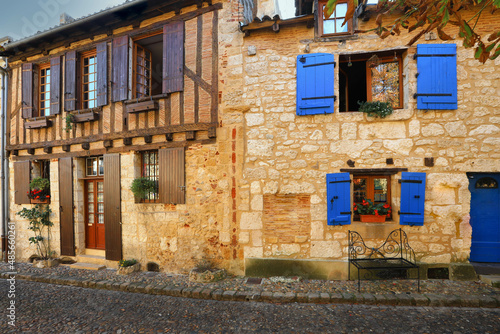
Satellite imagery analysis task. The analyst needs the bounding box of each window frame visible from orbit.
[140,150,159,203]
[318,0,353,37]
[38,63,51,117]
[80,49,98,110]
[339,52,404,112]
[352,174,392,221]
[86,156,104,177]
[132,31,162,99]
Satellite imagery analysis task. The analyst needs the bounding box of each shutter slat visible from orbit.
[399,172,426,226]
[416,44,457,110]
[96,42,108,107]
[59,158,75,256]
[14,161,31,204]
[326,172,351,225]
[159,147,185,204]
[64,50,77,111]
[163,21,185,94]
[112,36,129,102]
[296,53,335,115]
[50,56,61,115]
[22,63,34,119]
[104,154,122,260]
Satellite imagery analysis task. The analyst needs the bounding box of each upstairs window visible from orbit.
[38,63,51,117]
[81,50,97,109]
[86,156,104,177]
[319,0,353,36]
[133,32,163,98]
[339,51,403,112]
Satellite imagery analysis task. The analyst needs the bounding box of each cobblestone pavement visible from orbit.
[1,280,500,333]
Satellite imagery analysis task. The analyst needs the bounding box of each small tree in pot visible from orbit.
[130,177,157,201]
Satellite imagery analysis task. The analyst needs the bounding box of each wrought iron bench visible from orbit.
[348,228,420,292]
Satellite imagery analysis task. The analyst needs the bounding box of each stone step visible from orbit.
[479,275,500,288]
[85,249,105,256]
[67,262,106,271]
[75,254,106,265]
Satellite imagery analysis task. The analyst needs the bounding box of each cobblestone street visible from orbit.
[1,280,499,333]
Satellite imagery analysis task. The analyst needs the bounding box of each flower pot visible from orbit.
[189,268,227,283]
[117,262,141,275]
[31,198,50,204]
[360,214,386,223]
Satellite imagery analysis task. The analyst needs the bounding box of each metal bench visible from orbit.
[348,228,420,292]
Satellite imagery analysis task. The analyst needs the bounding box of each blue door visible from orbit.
[469,173,500,262]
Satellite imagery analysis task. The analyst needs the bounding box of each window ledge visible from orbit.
[124,93,169,105]
[70,108,101,123]
[25,117,52,129]
[337,108,414,122]
[126,100,159,114]
[340,168,408,175]
[315,34,359,43]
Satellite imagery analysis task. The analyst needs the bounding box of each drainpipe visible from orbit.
[1,56,8,262]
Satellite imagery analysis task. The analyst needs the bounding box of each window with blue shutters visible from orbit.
[296,53,335,115]
[399,172,426,226]
[415,44,457,110]
[326,173,351,225]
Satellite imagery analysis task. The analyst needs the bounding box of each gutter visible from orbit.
[0,57,8,262]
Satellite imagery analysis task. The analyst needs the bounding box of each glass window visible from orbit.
[353,175,391,220]
[141,150,159,203]
[320,1,352,36]
[133,32,163,98]
[86,156,104,177]
[81,50,97,109]
[39,63,51,117]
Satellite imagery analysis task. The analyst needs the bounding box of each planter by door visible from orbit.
[31,198,50,204]
[360,215,386,223]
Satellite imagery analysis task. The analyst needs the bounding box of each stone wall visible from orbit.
[226,5,500,272]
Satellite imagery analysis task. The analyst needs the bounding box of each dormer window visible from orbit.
[319,0,353,36]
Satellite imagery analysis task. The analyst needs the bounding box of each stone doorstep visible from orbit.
[1,272,498,308]
[75,254,107,265]
[66,263,106,271]
[479,275,500,288]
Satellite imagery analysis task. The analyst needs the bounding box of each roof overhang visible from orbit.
[240,14,314,35]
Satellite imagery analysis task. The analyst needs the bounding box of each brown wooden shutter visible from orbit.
[64,50,77,111]
[22,63,34,119]
[14,161,31,204]
[50,56,61,115]
[159,147,185,204]
[163,21,184,94]
[104,153,122,260]
[96,42,108,107]
[59,157,75,256]
[112,35,129,102]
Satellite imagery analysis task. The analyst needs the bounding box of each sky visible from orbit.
[0,0,301,42]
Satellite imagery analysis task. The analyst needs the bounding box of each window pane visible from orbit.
[98,214,104,224]
[88,214,94,224]
[371,61,400,108]
[88,203,94,213]
[98,158,104,175]
[336,3,348,17]
[323,20,336,34]
[353,178,367,204]
[373,178,388,203]
[335,19,348,33]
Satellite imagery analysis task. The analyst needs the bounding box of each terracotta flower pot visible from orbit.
[360,214,386,223]
[31,198,50,204]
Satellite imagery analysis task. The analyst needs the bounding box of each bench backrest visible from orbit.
[348,228,417,264]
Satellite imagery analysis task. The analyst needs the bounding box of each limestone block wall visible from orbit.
[225,10,500,267]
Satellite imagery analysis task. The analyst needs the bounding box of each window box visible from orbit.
[359,214,386,223]
[31,198,50,204]
[126,100,159,114]
[71,110,100,123]
[24,117,52,129]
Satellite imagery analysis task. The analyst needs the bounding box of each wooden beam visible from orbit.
[123,138,133,146]
[144,135,153,144]
[208,127,216,138]
[103,140,113,148]
[82,143,90,150]
[43,147,52,154]
[186,131,195,141]
[62,145,71,152]
[28,148,35,155]
[166,133,174,141]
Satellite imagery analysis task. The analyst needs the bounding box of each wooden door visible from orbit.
[85,179,105,249]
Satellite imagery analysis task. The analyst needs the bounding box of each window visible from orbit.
[353,175,391,221]
[81,50,97,109]
[132,32,163,98]
[339,51,403,112]
[141,150,159,202]
[86,156,104,177]
[319,0,353,36]
[38,63,51,117]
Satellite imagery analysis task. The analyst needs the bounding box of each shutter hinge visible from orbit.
[414,53,455,59]
[299,56,306,63]
[413,93,452,99]
[398,211,420,215]
[302,95,337,101]
[398,179,422,184]
[303,61,336,68]
[329,179,351,184]
[340,211,352,215]
[179,186,186,191]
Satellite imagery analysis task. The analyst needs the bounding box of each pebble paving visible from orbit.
[1,280,500,333]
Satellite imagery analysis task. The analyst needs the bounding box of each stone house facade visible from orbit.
[1,0,499,279]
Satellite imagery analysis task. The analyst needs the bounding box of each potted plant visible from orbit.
[117,259,140,275]
[28,177,51,204]
[17,204,58,268]
[354,199,391,223]
[130,177,156,201]
[358,101,393,118]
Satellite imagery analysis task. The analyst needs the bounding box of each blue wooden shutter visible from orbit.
[296,53,335,115]
[399,172,426,226]
[416,44,457,110]
[326,173,351,225]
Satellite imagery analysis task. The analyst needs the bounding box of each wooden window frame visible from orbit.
[353,175,392,221]
[318,0,353,37]
[339,52,404,112]
[86,156,104,177]
[141,150,159,203]
[80,49,98,110]
[132,31,162,99]
[38,63,51,117]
